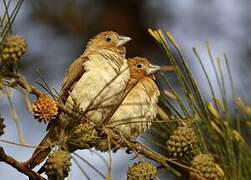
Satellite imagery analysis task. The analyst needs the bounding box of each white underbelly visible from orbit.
[109,85,157,138]
[66,53,130,124]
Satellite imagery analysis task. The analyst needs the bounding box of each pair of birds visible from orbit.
[25,31,160,169]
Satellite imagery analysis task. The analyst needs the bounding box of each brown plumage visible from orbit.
[25,31,131,169]
[96,57,160,151]
[60,31,130,103]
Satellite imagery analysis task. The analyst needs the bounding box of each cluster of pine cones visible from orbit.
[0,35,27,63]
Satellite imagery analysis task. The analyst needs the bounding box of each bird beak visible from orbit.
[146,63,160,75]
[117,35,131,47]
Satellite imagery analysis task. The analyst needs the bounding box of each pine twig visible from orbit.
[12,78,43,97]
[0,147,45,180]
[11,78,77,118]
[159,65,176,72]
[109,131,183,177]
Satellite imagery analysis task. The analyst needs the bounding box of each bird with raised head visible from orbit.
[95,56,160,151]
[25,31,131,168]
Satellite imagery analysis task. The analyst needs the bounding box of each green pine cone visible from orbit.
[190,154,224,180]
[127,161,157,180]
[166,125,197,158]
[66,122,98,152]
[0,35,27,62]
[44,150,72,180]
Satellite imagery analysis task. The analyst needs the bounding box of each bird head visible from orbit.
[128,57,160,80]
[85,31,131,57]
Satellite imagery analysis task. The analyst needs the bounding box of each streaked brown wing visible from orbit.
[46,56,88,131]
[60,55,89,103]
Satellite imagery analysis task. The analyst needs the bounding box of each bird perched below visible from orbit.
[25,31,131,168]
[95,57,160,151]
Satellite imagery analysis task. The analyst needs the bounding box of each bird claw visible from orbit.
[129,137,137,143]
[113,136,124,150]
[135,144,143,153]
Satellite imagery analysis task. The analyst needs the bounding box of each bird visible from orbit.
[36,57,161,175]
[25,31,131,168]
[95,56,160,151]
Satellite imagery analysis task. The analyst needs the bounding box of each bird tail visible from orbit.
[24,133,54,169]
[37,164,46,174]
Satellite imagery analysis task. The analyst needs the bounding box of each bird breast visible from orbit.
[66,50,130,124]
[108,78,160,138]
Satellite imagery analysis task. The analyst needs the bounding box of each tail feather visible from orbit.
[37,164,46,174]
[25,113,70,169]
[24,135,54,169]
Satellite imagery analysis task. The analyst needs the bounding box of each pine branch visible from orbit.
[11,77,76,118]
[159,65,176,72]
[10,76,191,178]
[12,78,43,97]
[109,130,196,178]
[0,147,45,180]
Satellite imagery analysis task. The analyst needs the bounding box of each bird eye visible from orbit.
[106,37,111,42]
[137,64,143,68]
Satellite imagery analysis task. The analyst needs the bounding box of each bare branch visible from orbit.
[109,131,193,177]
[0,147,45,180]
[11,78,77,118]
[12,78,43,97]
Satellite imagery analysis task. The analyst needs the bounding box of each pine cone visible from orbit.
[166,126,197,158]
[0,115,5,136]
[0,35,27,62]
[127,161,157,180]
[94,138,112,152]
[190,154,224,180]
[44,150,72,180]
[32,95,58,123]
[94,129,117,152]
[67,122,98,151]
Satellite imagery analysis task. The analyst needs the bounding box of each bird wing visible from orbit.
[46,56,89,131]
[60,56,89,103]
